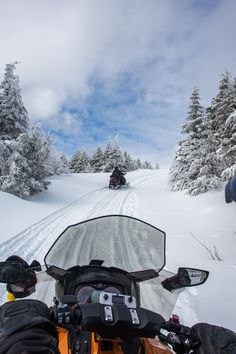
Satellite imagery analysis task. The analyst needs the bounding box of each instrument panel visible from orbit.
[76,284,122,304]
[75,283,123,304]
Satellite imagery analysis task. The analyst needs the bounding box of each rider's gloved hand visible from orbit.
[0,299,59,354]
[5,255,41,299]
[191,323,236,354]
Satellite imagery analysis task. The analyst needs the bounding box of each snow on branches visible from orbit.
[69,138,156,173]
[170,71,236,196]
[0,63,68,198]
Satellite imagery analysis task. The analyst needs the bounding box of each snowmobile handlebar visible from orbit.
[51,295,198,353]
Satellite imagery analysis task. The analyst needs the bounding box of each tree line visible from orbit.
[70,138,157,173]
[169,71,236,195]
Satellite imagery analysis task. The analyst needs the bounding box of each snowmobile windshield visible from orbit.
[44,215,166,274]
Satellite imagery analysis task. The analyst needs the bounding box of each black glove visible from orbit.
[192,323,236,354]
[0,299,59,354]
[5,256,41,298]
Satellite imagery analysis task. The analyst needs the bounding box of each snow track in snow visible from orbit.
[0,172,157,303]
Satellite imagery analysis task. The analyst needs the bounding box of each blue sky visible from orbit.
[0,0,236,166]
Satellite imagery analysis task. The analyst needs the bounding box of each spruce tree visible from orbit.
[90,147,104,172]
[142,161,153,169]
[221,110,236,180]
[0,63,29,140]
[0,125,52,197]
[102,140,116,172]
[0,140,12,176]
[122,151,134,171]
[70,149,81,172]
[135,158,142,170]
[70,150,91,173]
[170,87,205,191]
[208,71,235,150]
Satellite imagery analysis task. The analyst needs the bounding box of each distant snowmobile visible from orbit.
[109,167,129,189]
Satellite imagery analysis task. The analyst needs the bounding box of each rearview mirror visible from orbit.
[161,267,209,292]
[178,268,209,286]
[0,261,24,283]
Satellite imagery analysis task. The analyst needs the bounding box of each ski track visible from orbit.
[0,172,157,303]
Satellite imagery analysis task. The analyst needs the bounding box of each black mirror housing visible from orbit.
[161,267,209,292]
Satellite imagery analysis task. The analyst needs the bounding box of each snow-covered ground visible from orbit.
[0,169,235,331]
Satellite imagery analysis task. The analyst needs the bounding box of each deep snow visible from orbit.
[0,169,235,331]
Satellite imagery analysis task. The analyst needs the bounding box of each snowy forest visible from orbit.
[69,140,156,174]
[0,64,155,198]
[170,71,236,196]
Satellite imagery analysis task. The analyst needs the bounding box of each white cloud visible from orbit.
[0,0,236,162]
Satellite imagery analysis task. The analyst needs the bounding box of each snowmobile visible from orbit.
[0,215,209,354]
[109,173,129,189]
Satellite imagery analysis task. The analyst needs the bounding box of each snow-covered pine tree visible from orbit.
[70,150,91,173]
[0,140,12,176]
[169,87,205,191]
[46,148,69,175]
[112,136,123,168]
[221,110,236,180]
[102,139,119,172]
[0,125,52,197]
[70,149,81,172]
[90,146,104,172]
[122,151,134,171]
[0,63,29,140]
[155,163,159,169]
[135,158,142,170]
[56,152,69,174]
[187,122,222,196]
[142,161,153,169]
[208,71,235,153]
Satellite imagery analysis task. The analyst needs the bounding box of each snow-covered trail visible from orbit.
[0,171,157,303]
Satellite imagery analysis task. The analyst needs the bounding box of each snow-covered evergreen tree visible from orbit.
[142,161,153,169]
[220,110,236,180]
[112,136,123,167]
[0,125,52,197]
[102,139,118,172]
[56,153,69,174]
[122,151,134,171]
[0,140,12,176]
[102,137,127,172]
[135,158,142,170]
[170,87,205,191]
[186,127,222,196]
[208,72,236,179]
[208,71,235,150]
[46,149,69,175]
[0,63,29,140]
[90,147,104,172]
[70,150,81,172]
[70,150,91,173]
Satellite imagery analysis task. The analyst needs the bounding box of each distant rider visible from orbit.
[111,166,126,185]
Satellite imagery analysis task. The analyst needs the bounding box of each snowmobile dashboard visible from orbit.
[48,263,142,305]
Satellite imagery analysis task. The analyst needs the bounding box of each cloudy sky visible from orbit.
[0,0,236,166]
